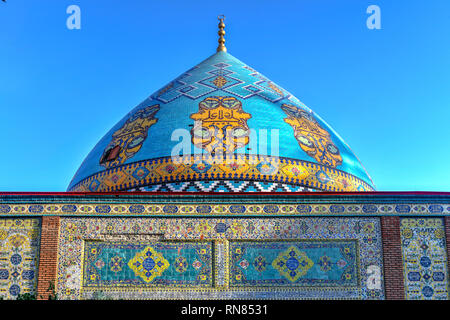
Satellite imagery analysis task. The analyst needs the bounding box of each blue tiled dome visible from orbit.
[68,51,374,192]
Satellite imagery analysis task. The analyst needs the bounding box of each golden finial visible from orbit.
[217,15,227,52]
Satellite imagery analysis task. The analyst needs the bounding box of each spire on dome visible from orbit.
[217,15,227,52]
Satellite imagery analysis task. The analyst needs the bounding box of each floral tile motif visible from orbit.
[400,218,449,300]
[0,218,41,300]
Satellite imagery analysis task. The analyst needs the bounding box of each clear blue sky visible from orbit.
[1,0,449,192]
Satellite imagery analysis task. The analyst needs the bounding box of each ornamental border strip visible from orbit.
[0,203,450,217]
[2,193,450,205]
[67,155,374,193]
[79,286,362,300]
[214,240,229,288]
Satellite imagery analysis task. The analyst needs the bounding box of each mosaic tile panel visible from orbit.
[83,241,212,288]
[230,240,358,287]
[400,218,449,299]
[57,217,384,300]
[0,218,41,299]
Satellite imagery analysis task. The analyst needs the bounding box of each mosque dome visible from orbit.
[68,19,374,193]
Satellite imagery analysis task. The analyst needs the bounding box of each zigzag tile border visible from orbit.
[130,180,318,193]
[67,155,374,192]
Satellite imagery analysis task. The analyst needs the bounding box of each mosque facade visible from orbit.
[0,18,449,300]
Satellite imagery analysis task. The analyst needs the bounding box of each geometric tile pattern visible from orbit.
[0,218,41,299]
[132,180,318,193]
[400,218,449,299]
[152,60,292,105]
[68,155,374,193]
[57,217,384,300]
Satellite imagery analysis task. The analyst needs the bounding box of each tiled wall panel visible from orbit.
[83,241,212,288]
[57,217,384,300]
[400,218,449,299]
[0,218,41,299]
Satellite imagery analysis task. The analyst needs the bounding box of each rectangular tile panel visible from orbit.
[400,218,449,299]
[83,241,212,288]
[229,240,358,287]
[0,218,41,299]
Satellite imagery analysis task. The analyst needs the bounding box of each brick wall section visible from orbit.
[445,217,450,281]
[381,216,405,300]
[36,216,60,300]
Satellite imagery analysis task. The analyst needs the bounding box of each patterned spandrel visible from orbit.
[0,218,41,299]
[400,218,449,300]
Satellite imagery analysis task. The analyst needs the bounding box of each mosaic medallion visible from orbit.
[272,246,314,282]
[253,255,267,273]
[174,256,188,274]
[128,247,169,283]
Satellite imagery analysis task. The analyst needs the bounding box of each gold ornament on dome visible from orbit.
[190,96,251,157]
[282,104,343,168]
[100,104,160,168]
